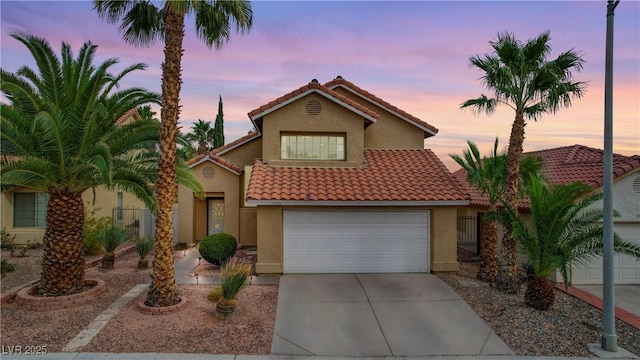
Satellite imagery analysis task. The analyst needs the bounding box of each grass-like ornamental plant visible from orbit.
[198,233,237,266]
[208,286,223,303]
[99,225,130,269]
[216,258,252,316]
[135,238,154,269]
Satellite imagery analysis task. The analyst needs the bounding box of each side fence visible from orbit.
[457,215,481,262]
[113,204,179,242]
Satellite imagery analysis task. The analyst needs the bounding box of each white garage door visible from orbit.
[571,223,640,285]
[283,210,430,273]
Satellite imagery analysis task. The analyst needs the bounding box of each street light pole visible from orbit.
[601,0,619,352]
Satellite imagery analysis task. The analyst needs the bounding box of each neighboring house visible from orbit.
[178,77,469,274]
[1,108,146,244]
[453,144,640,285]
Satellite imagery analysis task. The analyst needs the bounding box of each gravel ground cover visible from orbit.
[2,248,638,356]
[436,262,640,357]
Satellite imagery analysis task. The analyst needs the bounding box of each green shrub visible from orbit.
[1,260,15,277]
[99,225,130,253]
[1,227,16,250]
[198,233,237,266]
[84,208,111,255]
[208,286,223,303]
[135,238,154,259]
[220,258,251,301]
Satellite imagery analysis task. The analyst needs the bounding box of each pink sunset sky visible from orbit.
[1,1,638,170]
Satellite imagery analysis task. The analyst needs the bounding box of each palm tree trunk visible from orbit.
[496,111,526,293]
[38,191,85,296]
[477,211,498,282]
[145,6,184,307]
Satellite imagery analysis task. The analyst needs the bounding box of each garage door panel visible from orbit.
[284,211,430,273]
[571,223,640,285]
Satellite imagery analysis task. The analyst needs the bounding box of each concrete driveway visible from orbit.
[271,273,514,356]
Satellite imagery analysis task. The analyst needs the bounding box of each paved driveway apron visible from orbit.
[271,273,514,356]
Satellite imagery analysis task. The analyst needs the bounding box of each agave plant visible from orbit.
[488,176,640,310]
[99,226,130,269]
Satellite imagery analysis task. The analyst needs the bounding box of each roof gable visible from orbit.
[324,76,438,138]
[187,153,242,175]
[212,130,261,156]
[247,80,379,133]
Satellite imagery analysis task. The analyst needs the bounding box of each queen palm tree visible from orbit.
[94,0,252,307]
[488,176,640,310]
[451,139,542,283]
[1,33,160,296]
[187,119,215,154]
[461,31,587,292]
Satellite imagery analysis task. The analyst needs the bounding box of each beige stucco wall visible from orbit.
[261,93,365,167]
[254,205,459,274]
[332,87,425,150]
[177,160,240,246]
[1,186,145,245]
[589,169,640,223]
[221,137,262,168]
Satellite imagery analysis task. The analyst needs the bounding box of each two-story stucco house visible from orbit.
[178,77,469,274]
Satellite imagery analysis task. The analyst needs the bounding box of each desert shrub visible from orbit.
[84,208,111,255]
[0,227,15,250]
[99,225,130,253]
[1,260,15,277]
[208,286,223,303]
[220,258,252,301]
[135,238,154,259]
[198,233,237,266]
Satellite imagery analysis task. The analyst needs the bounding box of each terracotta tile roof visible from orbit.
[247,80,379,132]
[453,144,640,208]
[115,108,141,126]
[527,144,640,188]
[212,131,261,155]
[187,152,243,175]
[247,150,468,203]
[324,76,438,137]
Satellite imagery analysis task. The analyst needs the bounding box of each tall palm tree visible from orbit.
[94,0,253,307]
[461,31,587,292]
[488,176,640,310]
[187,119,215,154]
[451,139,542,283]
[0,33,160,296]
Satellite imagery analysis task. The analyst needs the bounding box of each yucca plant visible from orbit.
[135,238,154,269]
[216,258,252,316]
[488,176,640,310]
[99,226,130,269]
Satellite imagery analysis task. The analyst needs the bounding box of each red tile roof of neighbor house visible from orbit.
[247,79,380,128]
[324,76,439,137]
[453,144,640,208]
[115,108,141,126]
[212,130,261,155]
[247,149,469,203]
[187,152,243,175]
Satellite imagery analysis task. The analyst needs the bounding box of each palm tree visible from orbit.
[0,33,160,296]
[451,139,542,283]
[94,0,253,307]
[187,119,215,154]
[488,176,640,310]
[461,31,587,292]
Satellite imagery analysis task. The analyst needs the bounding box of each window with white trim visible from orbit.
[281,134,345,160]
[13,192,49,228]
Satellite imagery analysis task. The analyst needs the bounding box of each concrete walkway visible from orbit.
[575,285,640,318]
[272,274,514,356]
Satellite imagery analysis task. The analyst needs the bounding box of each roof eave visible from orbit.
[246,199,470,207]
[188,156,242,175]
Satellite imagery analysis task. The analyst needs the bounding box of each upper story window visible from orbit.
[281,134,345,160]
[14,192,49,228]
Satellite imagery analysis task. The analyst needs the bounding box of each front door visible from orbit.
[207,198,224,235]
